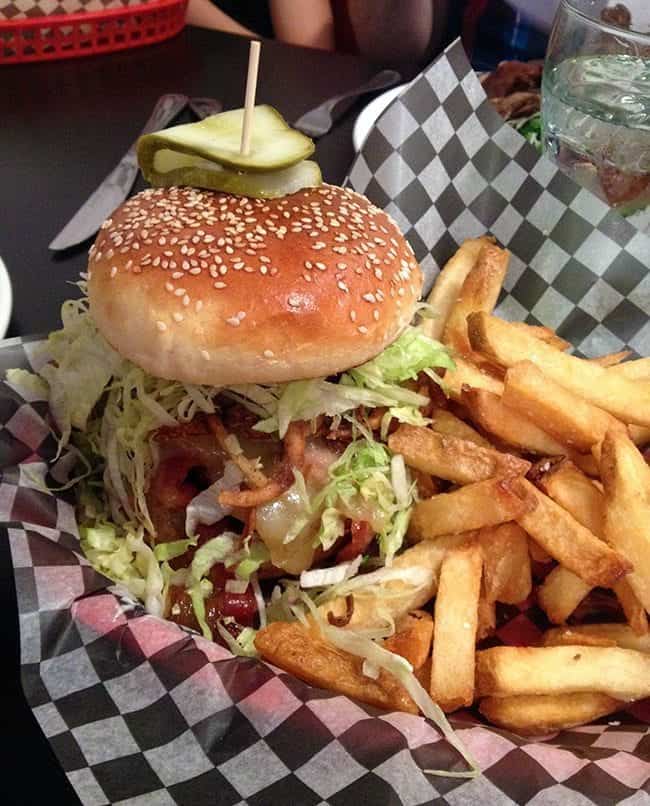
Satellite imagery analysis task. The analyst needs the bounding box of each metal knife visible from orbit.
[49,93,188,251]
[189,97,223,119]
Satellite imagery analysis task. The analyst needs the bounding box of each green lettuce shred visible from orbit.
[302,438,417,564]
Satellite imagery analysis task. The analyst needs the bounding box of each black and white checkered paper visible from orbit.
[3,37,650,805]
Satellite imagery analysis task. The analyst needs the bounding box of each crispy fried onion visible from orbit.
[213,419,308,509]
[207,414,268,489]
[327,594,355,627]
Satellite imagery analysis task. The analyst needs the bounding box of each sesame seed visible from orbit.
[362,293,376,303]
[288,293,301,308]
[337,281,349,293]
[358,325,368,334]
[110,266,118,278]
[264,349,274,358]
[315,262,326,270]
[304,260,313,269]
[156,321,167,332]
[182,295,190,306]
[174,288,186,296]
[373,310,380,321]
[214,282,227,289]
[337,262,347,270]
[226,316,241,327]
[173,312,184,323]
[350,310,357,322]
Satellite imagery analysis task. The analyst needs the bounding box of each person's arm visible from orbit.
[186,0,257,36]
[347,0,450,67]
[269,0,335,50]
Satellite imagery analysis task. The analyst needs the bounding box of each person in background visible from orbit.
[186,0,452,75]
[462,0,561,71]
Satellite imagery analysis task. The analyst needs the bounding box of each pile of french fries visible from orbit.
[256,236,650,737]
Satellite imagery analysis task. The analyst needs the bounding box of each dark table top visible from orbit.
[0,27,373,805]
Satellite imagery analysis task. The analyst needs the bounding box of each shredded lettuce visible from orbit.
[18,299,221,533]
[216,622,259,658]
[5,368,49,401]
[252,326,453,437]
[184,462,243,538]
[232,539,271,580]
[299,593,479,779]
[80,522,166,616]
[310,438,416,563]
[153,538,196,562]
[189,533,237,582]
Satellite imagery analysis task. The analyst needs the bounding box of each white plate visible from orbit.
[352,83,409,152]
[0,255,12,339]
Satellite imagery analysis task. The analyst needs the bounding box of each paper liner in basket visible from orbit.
[3,37,650,806]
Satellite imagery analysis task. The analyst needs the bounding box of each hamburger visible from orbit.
[15,182,452,657]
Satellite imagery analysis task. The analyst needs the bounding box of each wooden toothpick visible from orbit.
[240,40,261,156]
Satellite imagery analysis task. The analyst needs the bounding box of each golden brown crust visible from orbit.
[87,185,422,384]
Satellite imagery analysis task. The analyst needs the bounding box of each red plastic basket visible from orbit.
[0,0,187,64]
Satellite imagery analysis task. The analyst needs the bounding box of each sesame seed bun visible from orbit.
[87,184,422,385]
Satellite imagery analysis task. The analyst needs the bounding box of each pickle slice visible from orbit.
[147,155,322,199]
[137,105,314,175]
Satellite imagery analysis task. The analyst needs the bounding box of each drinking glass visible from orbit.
[542,1,650,229]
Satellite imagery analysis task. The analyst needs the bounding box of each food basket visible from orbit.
[0,0,187,65]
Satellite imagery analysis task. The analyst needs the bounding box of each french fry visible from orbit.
[430,408,491,448]
[415,657,431,690]
[388,424,530,485]
[255,621,418,714]
[612,579,649,636]
[502,361,619,452]
[477,593,497,641]
[442,242,510,355]
[512,479,632,589]
[607,356,650,381]
[424,236,493,341]
[601,428,650,612]
[479,693,623,736]
[461,387,570,456]
[320,534,470,630]
[543,624,650,653]
[528,539,552,564]
[409,477,534,541]
[535,458,648,633]
[509,322,570,352]
[476,645,650,700]
[467,312,650,427]
[589,350,631,367]
[412,468,440,499]
[535,459,604,535]
[478,522,532,604]
[431,543,483,712]
[628,424,650,446]
[383,610,433,671]
[571,452,600,477]
[444,357,504,401]
[537,565,591,624]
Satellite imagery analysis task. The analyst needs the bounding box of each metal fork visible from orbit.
[293,69,401,138]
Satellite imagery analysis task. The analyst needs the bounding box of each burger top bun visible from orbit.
[88,184,423,385]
